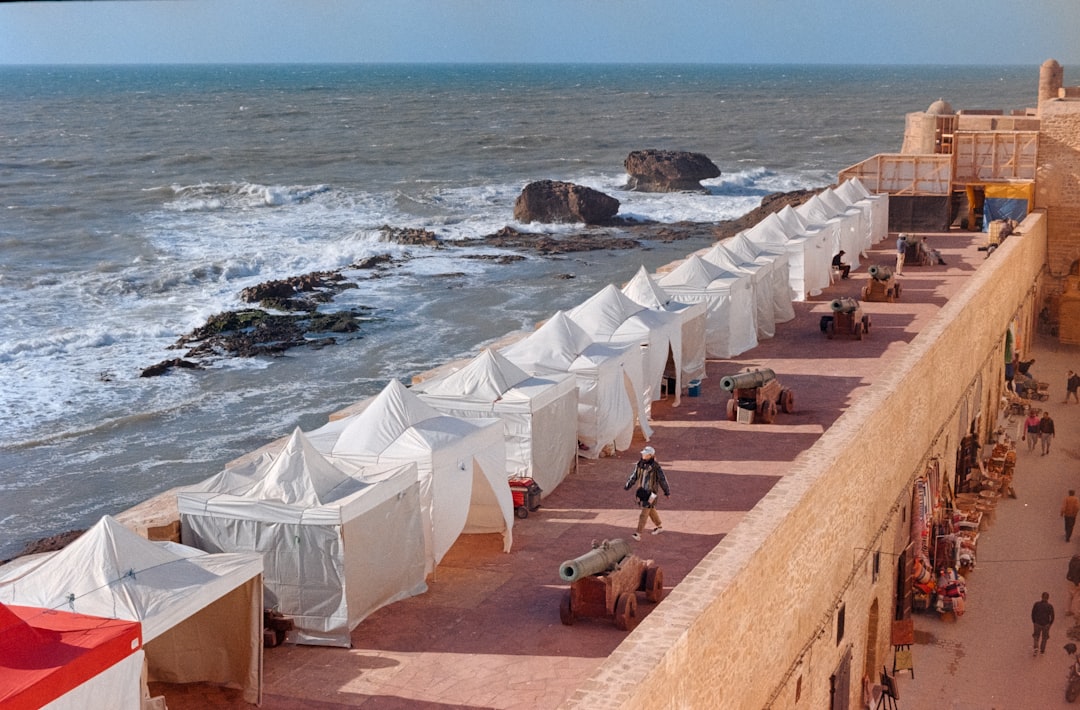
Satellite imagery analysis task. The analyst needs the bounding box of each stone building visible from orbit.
[569,62,1071,710]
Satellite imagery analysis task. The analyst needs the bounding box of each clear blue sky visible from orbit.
[2,0,1078,66]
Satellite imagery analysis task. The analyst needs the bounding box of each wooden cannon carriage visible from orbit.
[558,539,663,630]
[722,367,794,424]
[820,297,871,340]
[861,264,901,303]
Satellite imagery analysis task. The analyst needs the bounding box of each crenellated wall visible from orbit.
[566,212,1046,710]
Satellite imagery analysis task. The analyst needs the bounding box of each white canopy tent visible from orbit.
[818,187,871,256]
[701,240,777,339]
[0,516,263,705]
[775,205,834,297]
[307,379,514,574]
[657,255,757,359]
[741,212,811,302]
[501,311,651,459]
[621,266,707,384]
[566,284,685,408]
[796,193,861,273]
[834,177,889,246]
[724,232,797,327]
[178,428,427,648]
[413,349,578,494]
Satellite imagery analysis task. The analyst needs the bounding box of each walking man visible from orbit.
[1032,591,1055,656]
[895,234,907,275]
[1063,490,1080,542]
[1067,370,1080,403]
[624,446,670,541]
[1024,410,1041,452]
[1040,411,1056,455]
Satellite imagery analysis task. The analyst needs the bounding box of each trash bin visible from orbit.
[688,379,702,397]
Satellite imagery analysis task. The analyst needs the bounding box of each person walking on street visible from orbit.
[1032,591,1055,656]
[896,234,907,275]
[1040,411,1056,455]
[1024,410,1041,452]
[1067,370,1080,404]
[624,446,670,541]
[1063,490,1080,542]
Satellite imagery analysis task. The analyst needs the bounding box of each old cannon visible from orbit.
[721,367,794,424]
[861,264,901,302]
[820,297,871,340]
[558,539,663,630]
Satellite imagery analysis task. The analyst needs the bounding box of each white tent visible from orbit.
[775,205,834,297]
[501,311,651,458]
[658,254,757,359]
[834,177,889,246]
[178,428,428,648]
[701,240,777,339]
[621,266,707,384]
[723,231,797,326]
[413,349,578,494]
[307,379,514,574]
[566,284,685,408]
[818,187,871,256]
[741,212,811,302]
[796,193,862,273]
[0,516,263,705]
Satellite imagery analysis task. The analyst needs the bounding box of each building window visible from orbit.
[836,603,846,645]
[873,550,881,582]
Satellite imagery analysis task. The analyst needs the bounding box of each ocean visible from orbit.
[0,63,1039,560]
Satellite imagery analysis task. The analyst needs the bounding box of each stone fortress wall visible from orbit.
[568,62,1076,709]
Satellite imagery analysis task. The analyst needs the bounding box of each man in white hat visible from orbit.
[623,446,670,541]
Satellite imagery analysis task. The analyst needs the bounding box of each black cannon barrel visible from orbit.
[830,297,860,314]
[720,368,776,392]
[559,538,633,582]
[868,265,893,281]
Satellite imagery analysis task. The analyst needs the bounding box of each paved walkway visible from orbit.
[896,335,1080,710]
[146,228,1002,709]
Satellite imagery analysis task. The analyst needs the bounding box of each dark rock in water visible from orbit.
[379,225,442,247]
[460,253,526,264]
[240,271,356,312]
[513,180,620,225]
[461,225,639,255]
[624,149,721,192]
[353,253,397,269]
[711,188,821,240]
[140,358,204,378]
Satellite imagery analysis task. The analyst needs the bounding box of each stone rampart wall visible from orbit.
[566,212,1047,710]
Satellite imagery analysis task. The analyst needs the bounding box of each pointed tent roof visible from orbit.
[501,311,594,374]
[702,239,761,273]
[236,428,358,507]
[777,204,813,235]
[330,379,445,458]
[416,349,530,402]
[818,187,859,215]
[0,516,261,642]
[656,254,730,290]
[795,193,842,225]
[834,179,870,204]
[621,266,670,310]
[566,284,654,341]
[744,212,801,247]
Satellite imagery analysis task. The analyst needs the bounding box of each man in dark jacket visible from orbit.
[624,446,670,541]
[1040,411,1056,455]
[1032,591,1055,655]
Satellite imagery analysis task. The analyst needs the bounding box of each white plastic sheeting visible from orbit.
[657,255,757,359]
[775,205,834,298]
[414,349,579,494]
[178,428,428,647]
[722,232,797,326]
[566,284,685,408]
[621,266,707,384]
[702,239,775,339]
[307,380,514,574]
[501,311,651,458]
[0,516,264,705]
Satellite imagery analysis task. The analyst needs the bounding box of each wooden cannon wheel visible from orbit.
[614,592,639,631]
[861,314,871,334]
[559,591,574,625]
[644,565,664,603]
[780,388,795,414]
[825,318,836,339]
[894,282,902,299]
[854,321,864,340]
[757,398,777,424]
[726,398,738,421]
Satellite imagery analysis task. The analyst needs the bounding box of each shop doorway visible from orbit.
[830,646,853,710]
[862,598,880,686]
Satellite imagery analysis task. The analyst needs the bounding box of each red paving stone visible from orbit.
[152,228,989,709]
